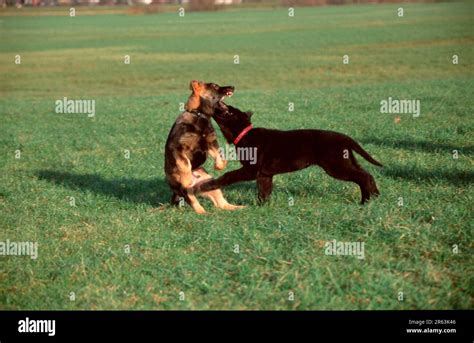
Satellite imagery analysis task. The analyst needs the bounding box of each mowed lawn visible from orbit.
[0,3,473,310]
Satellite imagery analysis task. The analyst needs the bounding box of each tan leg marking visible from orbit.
[192,168,245,211]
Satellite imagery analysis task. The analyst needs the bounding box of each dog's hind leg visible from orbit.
[173,150,195,189]
[366,172,380,198]
[353,170,380,204]
[346,169,380,204]
[350,154,380,201]
[347,154,379,203]
[192,168,245,210]
[207,189,245,210]
[320,158,378,204]
[182,190,206,214]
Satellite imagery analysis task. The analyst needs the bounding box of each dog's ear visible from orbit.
[189,80,202,94]
[245,111,253,120]
[185,80,201,112]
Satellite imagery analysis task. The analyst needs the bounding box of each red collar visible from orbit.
[233,124,253,145]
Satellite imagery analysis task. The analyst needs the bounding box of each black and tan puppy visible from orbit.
[194,105,382,204]
[164,81,242,214]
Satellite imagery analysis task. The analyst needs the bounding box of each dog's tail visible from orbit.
[352,142,383,167]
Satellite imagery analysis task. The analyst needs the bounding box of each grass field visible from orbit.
[0,3,473,310]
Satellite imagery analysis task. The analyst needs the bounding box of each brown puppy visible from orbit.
[164,81,242,214]
[194,105,382,204]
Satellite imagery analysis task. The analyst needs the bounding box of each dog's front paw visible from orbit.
[214,159,227,171]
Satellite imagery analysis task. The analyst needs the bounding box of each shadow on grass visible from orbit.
[380,166,474,186]
[226,166,474,193]
[36,164,472,210]
[359,137,474,155]
[36,170,170,206]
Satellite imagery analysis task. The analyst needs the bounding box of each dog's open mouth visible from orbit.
[219,89,234,101]
[217,86,234,110]
[219,93,232,102]
[219,86,234,100]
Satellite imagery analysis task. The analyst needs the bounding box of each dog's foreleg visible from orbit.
[207,135,227,171]
[194,167,256,193]
[182,189,206,214]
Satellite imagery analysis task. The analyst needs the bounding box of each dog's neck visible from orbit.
[221,126,252,146]
[190,97,215,117]
[233,124,253,145]
[215,114,253,146]
[189,109,207,118]
[217,127,236,145]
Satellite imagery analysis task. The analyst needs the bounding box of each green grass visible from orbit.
[0,3,473,310]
